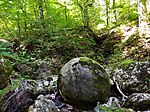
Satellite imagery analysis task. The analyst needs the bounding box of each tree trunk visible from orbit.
[17,13,21,39]
[113,0,117,25]
[83,5,89,28]
[20,0,28,38]
[138,0,149,37]
[106,0,109,27]
[38,0,46,29]
[64,4,68,26]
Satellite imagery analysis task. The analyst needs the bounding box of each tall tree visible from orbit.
[76,0,94,28]
[105,0,110,27]
[38,0,46,29]
[83,0,89,28]
[138,0,149,37]
[113,0,117,25]
[19,0,28,38]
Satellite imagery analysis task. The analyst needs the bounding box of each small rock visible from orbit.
[20,79,54,95]
[28,95,58,112]
[106,97,121,107]
[44,81,49,86]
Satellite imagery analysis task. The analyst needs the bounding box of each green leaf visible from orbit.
[0,51,15,58]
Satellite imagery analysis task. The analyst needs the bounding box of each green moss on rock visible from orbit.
[58,57,110,109]
[99,106,133,112]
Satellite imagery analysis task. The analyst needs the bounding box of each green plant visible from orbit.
[0,41,14,59]
[0,41,16,89]
[119,59,134,68]
[0,42,13,74]
[0,90,2,95]
[99,106,133,112]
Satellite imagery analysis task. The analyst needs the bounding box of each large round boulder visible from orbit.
[57,57,110,109]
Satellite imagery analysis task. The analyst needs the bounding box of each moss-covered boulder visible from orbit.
[57,57,110,109]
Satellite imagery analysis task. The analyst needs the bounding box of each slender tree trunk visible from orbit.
[106,0,109,27]
[113,0,117,25]
[38,0,46,29]
[83,6,89,28]
[83,0,90,28]
[138,0,149,37]
[64,4,68,27]
[39,2,44,20]
[77,0,93,28]
[17,13,21,39]
[20,1,28,38]
[76,0,84,25]
[16,0,21,39]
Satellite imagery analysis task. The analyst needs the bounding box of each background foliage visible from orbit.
[0,0,150,81]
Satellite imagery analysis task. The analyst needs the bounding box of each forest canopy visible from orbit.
[1,0,147,38]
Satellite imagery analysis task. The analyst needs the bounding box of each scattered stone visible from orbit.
[33,61,52,80]
[113,62,150,95]
[106,97,121,107]
[28,95,58,112]
[123,93,150,111]
[19,78,57,95]
[58,57,110,109]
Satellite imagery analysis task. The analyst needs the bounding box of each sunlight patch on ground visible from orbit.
[120,25,138,42]
[96,24,105,30]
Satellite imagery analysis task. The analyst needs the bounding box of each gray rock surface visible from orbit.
[123,93,150,111]
[58,57,110,109]
[113,62,150,95]
[106,97,121,107]
[0,78,57,112]
[28,95,58,112]
[20,78,56,95]
[0,89,35,112]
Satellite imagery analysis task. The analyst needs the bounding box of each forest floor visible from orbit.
[1,24,150,111]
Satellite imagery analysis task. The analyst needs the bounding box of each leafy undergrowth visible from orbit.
[1,24,150,112]
[1,24,150,89]
[1,27,104,85]
[105,24,150,69]
[99,106,133,112]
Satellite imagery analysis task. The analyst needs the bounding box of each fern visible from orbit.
[0,41,15,59]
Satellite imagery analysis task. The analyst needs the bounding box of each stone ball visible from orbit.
[57,57,110,109]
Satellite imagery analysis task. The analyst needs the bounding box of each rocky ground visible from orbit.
[0,57,150,112]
